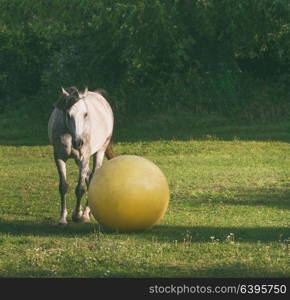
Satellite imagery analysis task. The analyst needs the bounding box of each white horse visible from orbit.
[48,87,114,225]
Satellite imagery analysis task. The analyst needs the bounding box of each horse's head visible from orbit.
[56,86,89,149]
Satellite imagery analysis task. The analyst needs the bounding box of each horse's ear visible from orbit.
[82,87,88,98]
[61,87,69,96]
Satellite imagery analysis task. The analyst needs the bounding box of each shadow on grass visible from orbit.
[147,224,290,243]
[0,219,288,243]
[176,185,290,211]
[103,264,290,278]
[2,262,289,278]
[116,121,290,144]
[0,219,99,237]
[109,266,289,278]
[0,115,49,146]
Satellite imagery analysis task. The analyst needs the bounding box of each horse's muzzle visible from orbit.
[73,138,84,149]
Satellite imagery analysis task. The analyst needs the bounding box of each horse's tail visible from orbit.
[105,143,114,160]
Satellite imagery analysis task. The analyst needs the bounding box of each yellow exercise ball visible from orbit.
[88,155,169,232]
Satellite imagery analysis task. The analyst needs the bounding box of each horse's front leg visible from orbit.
[72,156,90,223]
[55,156,68,225]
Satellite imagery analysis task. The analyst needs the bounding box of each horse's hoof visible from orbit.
[72,208,83,223]
[72,214,83,223]
[58,220,68,226]
[80,215,90,223]
[72,216,81,223]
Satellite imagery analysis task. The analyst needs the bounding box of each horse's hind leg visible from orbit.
[55,157,68,225]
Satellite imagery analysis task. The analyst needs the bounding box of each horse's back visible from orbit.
[85,91,114,155]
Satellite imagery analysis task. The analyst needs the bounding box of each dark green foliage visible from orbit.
[0,0,289,119]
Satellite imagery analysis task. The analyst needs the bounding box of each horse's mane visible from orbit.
[54,87,109,110]
[94,89,109,100]
[54,86,81,110]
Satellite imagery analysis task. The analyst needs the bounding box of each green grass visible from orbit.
[0,111,289,278]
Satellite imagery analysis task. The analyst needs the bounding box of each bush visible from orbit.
[0,0,289,119]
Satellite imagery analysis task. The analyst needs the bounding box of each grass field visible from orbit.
[0,111,289,278]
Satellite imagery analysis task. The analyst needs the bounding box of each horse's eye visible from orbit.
[84,112,88,118]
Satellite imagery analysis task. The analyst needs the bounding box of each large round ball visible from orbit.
[88,155,169,232]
